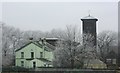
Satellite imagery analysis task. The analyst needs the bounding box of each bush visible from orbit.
[2,66,29,72]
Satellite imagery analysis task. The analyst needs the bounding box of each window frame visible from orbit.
[40,52,43,58]
[21,52,24,58]
[31,52,34,58]
[21,61,24,67]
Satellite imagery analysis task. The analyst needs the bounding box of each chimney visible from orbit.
[38,38,42,44]
[29,37,33,42]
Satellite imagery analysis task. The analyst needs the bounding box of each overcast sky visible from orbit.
[2,2,118,33]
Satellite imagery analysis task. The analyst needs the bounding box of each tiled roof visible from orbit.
[15,41,55,52]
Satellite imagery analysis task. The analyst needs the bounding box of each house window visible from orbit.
[40,52,43,58]
[21,52,24,58]
[44,64,46,67]
[33,62,36,68]
[47,64,50,67]
[31,52,34,58]
[21,61,24,67]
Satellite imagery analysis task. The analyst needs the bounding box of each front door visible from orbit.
[33,62,36,68]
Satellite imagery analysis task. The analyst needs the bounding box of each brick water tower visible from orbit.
[81,15,98,46]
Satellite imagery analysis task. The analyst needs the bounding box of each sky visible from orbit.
[1,2,118,33]
[1,0,119,2]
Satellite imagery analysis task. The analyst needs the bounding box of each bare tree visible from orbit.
[53,25,97,68]
[97,31,118,62]
[2,24,14,55]
[75,33,98,68]
[53,25,80,68]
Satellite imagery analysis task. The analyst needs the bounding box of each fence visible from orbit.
[1,67,119,73]
[1,69,118,73]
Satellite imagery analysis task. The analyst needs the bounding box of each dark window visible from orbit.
[44,64,46,67]
[21,61,24,67]
[40,52,43,58]
[33,62,36,68]
[31,52,34,58]
[21,52,24,58]
[47,64,50,67]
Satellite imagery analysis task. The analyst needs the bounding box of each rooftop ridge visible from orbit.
[81,15,98,20]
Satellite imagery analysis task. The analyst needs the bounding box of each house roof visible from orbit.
[37,58,51,62]
[15,41,55,52]
[26,58,51,62]
[81,15,98,20]
[15,42,34,52]
[44,38,59,40]
[84,59,106,65]
[36,41,55,51]
[83,59,107,69]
